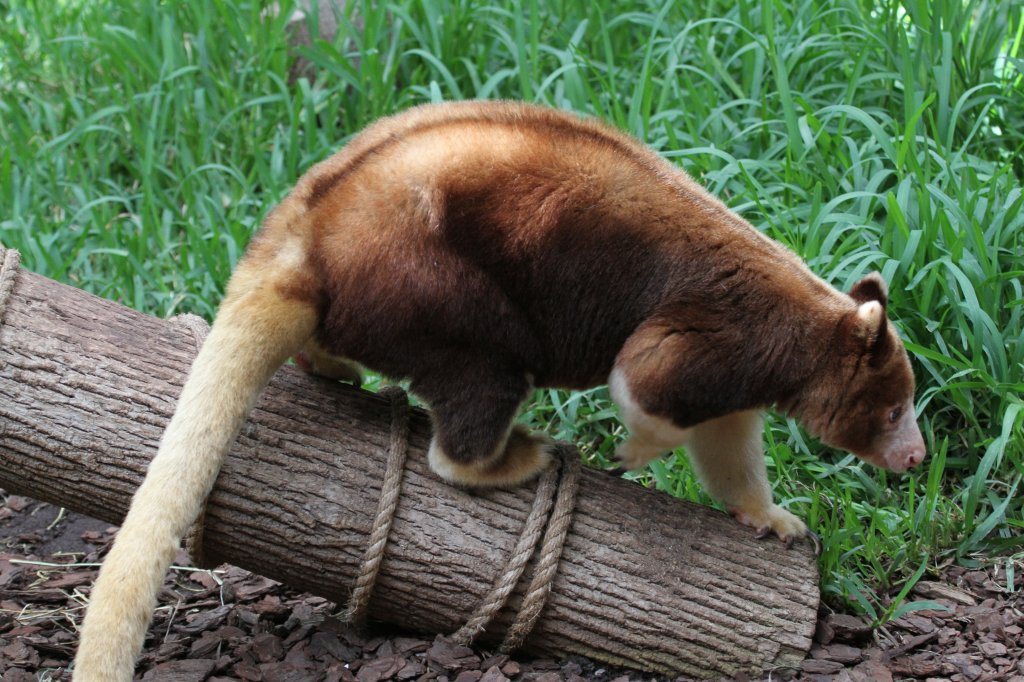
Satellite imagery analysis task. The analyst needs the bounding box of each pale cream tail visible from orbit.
[72,277,317,682]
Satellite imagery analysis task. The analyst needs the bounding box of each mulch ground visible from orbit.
[1,491,1021,682]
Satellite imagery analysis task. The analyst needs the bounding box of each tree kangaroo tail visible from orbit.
[72,262,318,682]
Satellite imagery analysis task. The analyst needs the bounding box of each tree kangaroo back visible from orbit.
[73,101,924,680]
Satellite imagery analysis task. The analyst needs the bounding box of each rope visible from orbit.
[169,313,216,570]
[343,385,410,626]
[500,445,581,651]
[0,246,21,331]
[450,444,581,651]
[450,450,560,645]
[342,386,581,650]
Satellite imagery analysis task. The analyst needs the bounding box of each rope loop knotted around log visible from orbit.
[343,386,582,651]
[451,443,581,652]
[0,245,22,332]
[499,445,580,652]
[343,384,410,626]
[168,311,581,652]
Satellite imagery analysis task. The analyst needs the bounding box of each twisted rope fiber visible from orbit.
[0,246,21,330]
[344,384,410,626]
[500,445,581,652]
[450,450,561,646]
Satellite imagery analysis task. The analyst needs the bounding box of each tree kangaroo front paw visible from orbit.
[729,503,811,548]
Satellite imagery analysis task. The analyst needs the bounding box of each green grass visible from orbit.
[2,0,1022,623]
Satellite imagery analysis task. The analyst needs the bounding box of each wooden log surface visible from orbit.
[0,259,819,680]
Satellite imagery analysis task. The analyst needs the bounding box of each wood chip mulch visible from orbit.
[1,492,1022,682]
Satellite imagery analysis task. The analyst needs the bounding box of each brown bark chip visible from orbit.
[1,670,37,682]
[426,636,480,671]
[825,614,873,643]
[355,654,405,682]
[802,659,844,675]
[849,659,894,682]
[311,632,361,661]
[500,661,521,677]
[177,604,233,634]
[823,644,862,665]
[889,653,945,678]
[914,581,978,606]
[253,634,286,663]
[0,559,22,589]
[454,671,484,682]
[396,658,426,679]
[140,659,217,682]
[979,641,1007,657]
[259,661,311,682]
[480,666,512,682]
[891,613,937,634]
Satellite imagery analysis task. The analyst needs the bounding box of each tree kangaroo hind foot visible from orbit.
[429,423,556,488]
[421,365,554,488]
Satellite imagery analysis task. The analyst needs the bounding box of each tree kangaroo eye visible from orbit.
[888,406,903,423]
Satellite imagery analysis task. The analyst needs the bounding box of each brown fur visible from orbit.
[72,101,925,681]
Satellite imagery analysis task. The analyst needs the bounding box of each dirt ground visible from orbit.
[1,491,1021,682]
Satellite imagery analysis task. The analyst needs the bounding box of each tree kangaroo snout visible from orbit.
[72,100,925,681]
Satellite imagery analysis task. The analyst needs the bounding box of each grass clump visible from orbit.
[1,0,1021,622]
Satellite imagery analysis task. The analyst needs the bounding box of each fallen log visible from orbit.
[0,248,819,680]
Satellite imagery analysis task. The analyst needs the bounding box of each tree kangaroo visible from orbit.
[73,101,925,680]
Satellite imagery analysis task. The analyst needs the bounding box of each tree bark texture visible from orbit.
[0,264,819,680]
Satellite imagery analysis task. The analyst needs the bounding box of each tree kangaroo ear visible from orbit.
[849,272,888,308]
[838,296,888,358]
[855,300,886,340]
[835,302,888,359]
[844,273,890,355]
